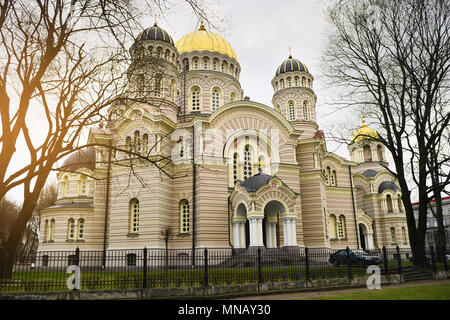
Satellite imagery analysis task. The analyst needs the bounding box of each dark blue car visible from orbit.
[329,249,381,267]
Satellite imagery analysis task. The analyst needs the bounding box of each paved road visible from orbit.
[229,278,450,300]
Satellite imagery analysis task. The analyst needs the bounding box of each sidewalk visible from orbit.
[230,278,450,300]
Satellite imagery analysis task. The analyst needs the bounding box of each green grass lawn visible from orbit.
[308,283,450,300]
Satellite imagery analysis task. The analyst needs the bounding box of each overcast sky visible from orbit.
[7,0,414,203]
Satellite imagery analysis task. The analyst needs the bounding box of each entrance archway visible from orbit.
[263,200,286,248]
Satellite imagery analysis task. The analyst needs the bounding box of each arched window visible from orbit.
[180,200,190,234]
[301,77,305,87]
[386,195,393,213]
[154,74,162,97]
[303,100,310,121]
[134,131,141,154]
[288,101,295,121]
[243,145,253,180]
[325,167,331,186]
[230,92,237,102]
[329,214,337,239]
[67,218,75,240]
[391,227,396,243]
[211,87,221,111]
[230,64,234,75]
[79,176,88,195]
[176,90,181,107]
[213,59,218,71]
[294,76,299,86]
[287,77,291,87]
[281,79,285,88]
[170,79,176,101]
[44,219,49,241]
[402,227,407,244]
[190,86,201,111]
[397,195,403,212]
[142,133,148,155]
[78,218,85,240]
[137,74,145,95]
[129,199,139,233]
[193,57,199,70]
[126,136,132,153]
[49,219,55,241]
[178,139,184,158]
[363,145,372,161]
[331,170,337,186]
[338,215,346,239]
[233,153,238,184]
[275,104,281,112]
[62,176,69,197]
[308,78,312,88]
[203,58,209,69]
[377,145,383,161]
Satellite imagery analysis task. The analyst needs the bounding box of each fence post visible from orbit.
[346,247,352,283]
[305,247,310,282]
[257,248,262,285]
[75,247,80,266]
[204,248,208,287]
[143,247,147,289]
[430,245,436,273]
[383,246,389,277]
[396,245,402,276]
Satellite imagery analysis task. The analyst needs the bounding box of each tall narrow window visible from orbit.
[129,199,139,233]
[79,176,87,195]
[230,92,237,102]
[398,195,403,212]
[78,218,85,240]
[329,215,337,239]
[391,227,396,243]
[386,195,393,213]
[331,170,337,186]
[301,77,305,86]
[363,145,372,161]
[338,215,346,239]
[213,59,218,71]
[154,74,162,97]
[303,101,310,121]
[193,58,199,70]
[294,76,299,86]
[134,131,141,155]
[68,218,75,240]
[287,77,291,87]
[142,134,148,155]
[281,79,285,88]
[233,152,238,184]
[402,227,407,244]
[325,167,331,186]
[377,145,383,161]
[288,101,295,121]
[126,136,132,153]
[137,74,145,95]
[62,176,69,197]
[211,87,220,111]
[191,86,201,111]
[44,220,49,241]
[48,220,55,239]
[243,145,252,180]
[203,58,209,69]
[180,200,190,234]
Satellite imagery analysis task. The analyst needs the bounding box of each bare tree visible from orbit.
[0,0,209,278]
[322,0,450,266]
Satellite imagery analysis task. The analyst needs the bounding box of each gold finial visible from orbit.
[199,17,206,31]
[288,46,292,58]
[153,14,158,26]
[361,111,366,126]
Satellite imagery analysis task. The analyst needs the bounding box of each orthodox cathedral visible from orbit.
[38,21,409,256]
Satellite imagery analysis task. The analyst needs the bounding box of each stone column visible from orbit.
[248,217,264,247]
[282,218,297,247]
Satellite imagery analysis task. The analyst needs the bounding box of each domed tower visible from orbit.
[127,22,180,122]
[349,117,388,172]
[271,52,317,138]
[175,21,243,116]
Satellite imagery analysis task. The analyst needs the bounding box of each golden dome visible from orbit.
[351,118,379,143]
[175,22,237,61]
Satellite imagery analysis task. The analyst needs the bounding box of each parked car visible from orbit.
[329,249,381,267]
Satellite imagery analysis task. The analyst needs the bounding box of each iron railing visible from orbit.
[0,246,435,293]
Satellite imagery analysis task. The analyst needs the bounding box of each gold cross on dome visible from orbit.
[288,46,292,57]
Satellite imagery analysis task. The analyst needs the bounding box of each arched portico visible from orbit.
[230,172,299,250]
[356,209,374,250]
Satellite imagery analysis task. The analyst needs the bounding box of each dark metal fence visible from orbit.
[0,245,439,293]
